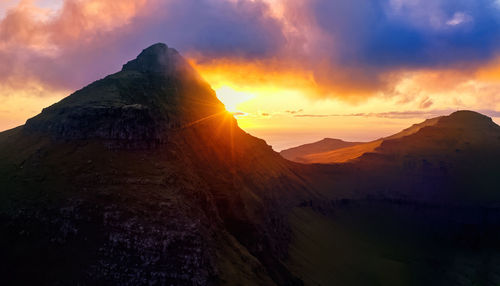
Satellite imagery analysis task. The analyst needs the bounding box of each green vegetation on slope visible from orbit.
[287,205,500,286]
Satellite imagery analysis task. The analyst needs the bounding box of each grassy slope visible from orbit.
[0,125,283,285]
[280,139,361,162]
[287,112,500,285]
[300,140,382,164]
[287,207,411,286]
[287,206,500,286]
[0,112,318,285]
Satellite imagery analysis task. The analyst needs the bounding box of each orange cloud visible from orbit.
[476,57,500,82]
[188,57,317,92]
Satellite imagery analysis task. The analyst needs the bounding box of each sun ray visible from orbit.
[215,86,254,113]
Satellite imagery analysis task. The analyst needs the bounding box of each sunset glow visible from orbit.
[1,0,500,150]
[2,2,500,284]
[215,86,254,113]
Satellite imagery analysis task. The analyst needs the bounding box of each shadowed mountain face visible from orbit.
[354,111,500,203]
[289,111,500,285]
[300,110,500,203]
[2,43,500,286]
[0,43,311,285]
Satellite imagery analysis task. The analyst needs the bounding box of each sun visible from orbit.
[215,86,254,113]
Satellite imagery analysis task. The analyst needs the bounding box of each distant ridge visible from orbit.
[284,110,499,164]
[371,110,500,158]
[280,138,361,162]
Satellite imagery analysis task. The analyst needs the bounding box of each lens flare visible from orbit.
[215,86,254,113]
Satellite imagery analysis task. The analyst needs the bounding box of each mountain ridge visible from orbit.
[285,110,498,164]
[280,138,361,162]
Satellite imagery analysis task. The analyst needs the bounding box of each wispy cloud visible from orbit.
[446,12,472,26]
[293,109,500,119]
[285,109,303,114]
[418,97,434,109]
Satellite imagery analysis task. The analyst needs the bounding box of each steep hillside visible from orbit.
[0,43,313,285]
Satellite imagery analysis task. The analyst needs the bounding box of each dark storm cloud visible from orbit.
[298,0,500,93]
[312,0,500,69]
[119,0,286,60]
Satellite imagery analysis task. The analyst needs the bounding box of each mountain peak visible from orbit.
[437,110,497,129]
[121,43,186,75]
[447,110,491,120]
[321,138,346,143]
[280,137,361,162]
[24,43,225,147]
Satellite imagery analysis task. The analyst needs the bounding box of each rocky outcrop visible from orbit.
[26,104,167,148]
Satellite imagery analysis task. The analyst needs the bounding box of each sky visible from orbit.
[1,0,500,150]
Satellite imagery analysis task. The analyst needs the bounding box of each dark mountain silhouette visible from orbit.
[280,138,361,162]
[352,110,500,203]
[1,43,500,286]
[0,43,312,285]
